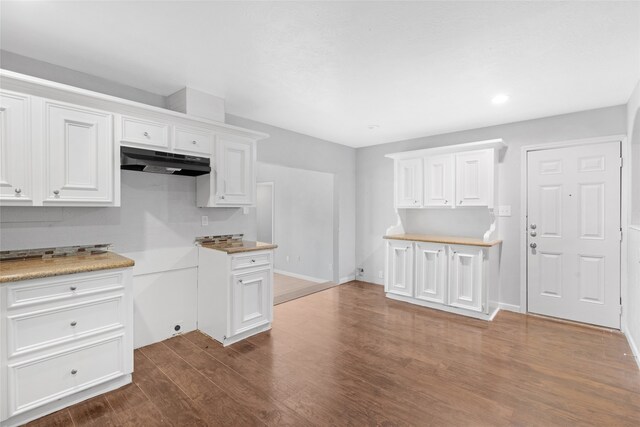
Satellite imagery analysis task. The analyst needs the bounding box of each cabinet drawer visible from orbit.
[174,126,213,155]
[120,115,169,148]
[8,336,125,417]
[7,271,125,309]
[8,295,125,356]
[231,252,271,270]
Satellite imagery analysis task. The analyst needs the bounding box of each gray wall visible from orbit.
[257,163,334,281]
[226,114,357,283]
[356,105,627,307]
[0,171,256,252]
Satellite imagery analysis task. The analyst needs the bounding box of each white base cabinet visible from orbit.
[0,268,134,427]
[197,248,274,346]
[385,238,500,320]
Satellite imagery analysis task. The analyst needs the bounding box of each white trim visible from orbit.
[498,303,521,313]
[387,292,500,321]
[273,270,327,284]
[519,135,629,326]
[625,330,640,370]
[256,182,275,245]
[385,138,505,160]
[339,275,356,284]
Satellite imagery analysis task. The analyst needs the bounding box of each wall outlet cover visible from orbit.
[201,216,208,226]
[497,205,511,217]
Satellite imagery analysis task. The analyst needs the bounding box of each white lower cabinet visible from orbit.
[198,248,274,346]
[1,268,133,427]
[384,239,500,320]
[385,239,414,297]
[414,242,447,304]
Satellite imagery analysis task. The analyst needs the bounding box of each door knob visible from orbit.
[530,243,537,249]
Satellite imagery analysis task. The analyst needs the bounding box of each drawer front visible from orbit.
[8,295,125,356]
[7,271,125,309]
[8,336,125,417]
[231,252,272,271]
[121,115,169,148]
[174,126,213,155]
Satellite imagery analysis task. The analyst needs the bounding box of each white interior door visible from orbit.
[527,141,621,328]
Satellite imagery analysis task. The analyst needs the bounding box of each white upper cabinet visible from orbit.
[424,154,454,207]
[119,115,169,150]
[387,140,503,210]
[43,101,115,205]
[0,91,32,205]
[395,158,423,208]
[455,149,491,207]
[197,133,256,207]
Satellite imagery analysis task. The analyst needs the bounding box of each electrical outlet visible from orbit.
[496,205,511,217]
[378,270,384,279]
[172,322,184,336]
[201,216,208,226]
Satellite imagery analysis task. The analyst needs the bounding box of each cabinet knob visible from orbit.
[71,369,78,375]
[70,321,77,327]
[53,190,60,195]
[459,200,463,205]
[238,279,243,284]
[70,286,77,291]
[444,200,448,204]
[14,188,21,194]
[220,195,225,200]
[192,140,198,144]
[530,231,537,237]
[251,259,256,263]
[143,131,150,137]
[530,243,537,249]
[530,223,537,230]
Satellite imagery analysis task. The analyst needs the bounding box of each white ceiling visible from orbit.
[1,1,639,147]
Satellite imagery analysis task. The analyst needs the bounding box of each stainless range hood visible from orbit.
[120,147,211,176]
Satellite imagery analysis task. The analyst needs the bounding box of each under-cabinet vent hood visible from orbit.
[120,147,211,176]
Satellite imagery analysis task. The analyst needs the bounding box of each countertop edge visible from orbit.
[383,234,502,247]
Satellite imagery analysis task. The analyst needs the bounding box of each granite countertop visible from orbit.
[384,234,502,247]
[200,240,278,254]
[0,252,135,284]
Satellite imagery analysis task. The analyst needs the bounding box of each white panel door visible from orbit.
[455,150,490,207]
[385,240,414,297]
[448,245,484,312]
[527,141,621,328]
[231,268,271,336]
[424,155,454,207]
[0,91,32,205]
[395,158,423,208]
[415,242,447,304]
[44,101,114,204]
[216,134,254,205]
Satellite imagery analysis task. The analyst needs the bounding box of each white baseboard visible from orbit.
[273,269,327,284]
[339,274,356,284]
[625,329,640,371]
[498,302,522,313]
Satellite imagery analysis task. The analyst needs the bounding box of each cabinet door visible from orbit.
[448,245,484,312]
[0,91,32,205]
[44,101,114,204]
[215,134,254,205]
[455,150,490,207]
[415,242,447,304]
[231,268,272,336]
[395,158,422,208]
[385,240,414,297]
[424,155,454,207]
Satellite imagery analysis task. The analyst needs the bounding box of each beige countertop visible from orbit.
[0,252,135,283]
[200,240,278,254]
[384,234,502,247]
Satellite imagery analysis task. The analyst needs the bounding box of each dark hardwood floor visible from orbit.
[27,281,640,426]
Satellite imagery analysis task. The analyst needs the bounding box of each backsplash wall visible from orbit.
[0,170,257,252]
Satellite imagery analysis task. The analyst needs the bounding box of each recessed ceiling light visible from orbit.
[492,94,510,105]
[367,125,380,130]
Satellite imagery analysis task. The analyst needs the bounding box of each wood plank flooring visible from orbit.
[27,281,640,426]
[273,273,337,305]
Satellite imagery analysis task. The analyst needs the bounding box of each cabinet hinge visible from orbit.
[620,228,623,242]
